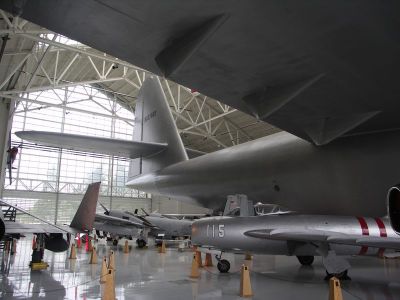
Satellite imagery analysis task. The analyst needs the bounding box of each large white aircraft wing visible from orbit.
[244,228,400,250]
[16,131,167,159]
[0,199,71,234]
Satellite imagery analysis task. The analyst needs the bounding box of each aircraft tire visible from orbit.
[297,255,314,266]
[217,259,230,273]
[112,239,118,246]
[136,239,146,248]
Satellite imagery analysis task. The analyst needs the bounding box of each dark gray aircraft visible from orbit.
[16,77,400,220]
[94,205,192,247]
[0,182,101,252]
[192,187,400,278]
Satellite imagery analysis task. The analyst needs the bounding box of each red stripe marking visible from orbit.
[374,218,387,237]
[357,217,369,255]
[375,218,387,257]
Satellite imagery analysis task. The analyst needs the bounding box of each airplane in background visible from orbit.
[0,182,100,254]
[94,205,193,248]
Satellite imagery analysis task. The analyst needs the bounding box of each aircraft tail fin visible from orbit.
[223,194,255,217]
[128,77,188,180]
[69,182,101,231]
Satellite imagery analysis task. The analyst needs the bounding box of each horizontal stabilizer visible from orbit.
[16,131,167,159]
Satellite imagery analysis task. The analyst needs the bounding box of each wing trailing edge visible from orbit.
[15,131,168,159]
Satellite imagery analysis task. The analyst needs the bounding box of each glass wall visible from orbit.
[3,85,151,224]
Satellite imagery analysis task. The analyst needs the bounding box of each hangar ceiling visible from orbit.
[0,10,279,153]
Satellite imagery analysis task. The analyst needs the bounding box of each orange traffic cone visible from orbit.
[123,240,129,253]
[102,269,116,300]
[329,277,343,300]
[100,256,108,284]
[159,240,166,254]
[195,250,203,268]
[69,243,77,259]
[239,264,253,297]
[89,246,98,264]
[190,254,200,278]
[204,253,213,267]
[108,250,115,270]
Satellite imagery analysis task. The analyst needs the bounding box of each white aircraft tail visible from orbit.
[128,77,188,180]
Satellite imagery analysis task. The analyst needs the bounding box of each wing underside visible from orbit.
[16,131,167,159]
[2,2,400,145]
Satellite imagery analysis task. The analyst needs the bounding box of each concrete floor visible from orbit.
[1,236,400,299]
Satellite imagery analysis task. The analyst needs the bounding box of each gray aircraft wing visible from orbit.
[0,199,71,234]
[95,213,147,228]
[16,131,167,159]
[244,228,400,250]
[5,222,67,234]
[2,2,400,145]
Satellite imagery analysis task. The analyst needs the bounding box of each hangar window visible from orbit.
[3,85,150,225]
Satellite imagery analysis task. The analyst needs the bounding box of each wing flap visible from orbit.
[16,131,167,159]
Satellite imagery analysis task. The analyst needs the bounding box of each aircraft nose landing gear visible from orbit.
[215,252,230,273]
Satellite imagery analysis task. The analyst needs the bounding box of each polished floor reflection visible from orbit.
[1,236,400,299]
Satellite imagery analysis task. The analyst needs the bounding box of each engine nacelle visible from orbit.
[44,233,69,252]
[387,185,400,235]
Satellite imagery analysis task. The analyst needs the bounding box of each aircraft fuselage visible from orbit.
[127,130,400,216]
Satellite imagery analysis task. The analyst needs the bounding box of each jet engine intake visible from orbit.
[44,233,69,252]
[387,185,400,235]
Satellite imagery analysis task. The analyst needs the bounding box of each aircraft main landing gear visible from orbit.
[215,253,230,273]
[136,239,147,248]
[297,255,314,266]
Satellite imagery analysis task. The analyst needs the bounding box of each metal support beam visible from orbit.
[0,77,125,96]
